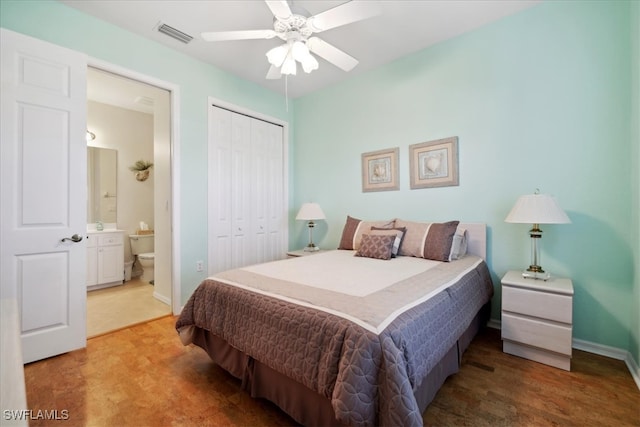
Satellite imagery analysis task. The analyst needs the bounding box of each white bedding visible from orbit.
[243,250,440,297]
[212,250,483,334]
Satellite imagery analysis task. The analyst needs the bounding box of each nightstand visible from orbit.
[286,249,327,258]
[501,270,573,371]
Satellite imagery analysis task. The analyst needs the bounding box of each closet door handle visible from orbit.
[61,234,83,243]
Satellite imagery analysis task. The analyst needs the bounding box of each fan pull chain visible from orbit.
[285,74,289,112]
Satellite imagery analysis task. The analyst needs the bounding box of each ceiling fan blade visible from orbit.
[307,1,381,33]
[307,37,358,72]
[201,30,276,42]
[266,65,282,80]
[265,0,292,20]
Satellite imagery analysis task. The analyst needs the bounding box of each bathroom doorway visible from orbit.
[86,64,177,337]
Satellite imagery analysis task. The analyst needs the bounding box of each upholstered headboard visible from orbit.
[458,222,487,260]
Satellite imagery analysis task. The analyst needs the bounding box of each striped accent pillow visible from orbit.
[394,219,460,261]
[338,216,395,250]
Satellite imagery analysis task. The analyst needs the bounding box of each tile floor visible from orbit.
[86,278,172,338]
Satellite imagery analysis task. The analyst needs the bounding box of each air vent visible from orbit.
[157,23,193,44]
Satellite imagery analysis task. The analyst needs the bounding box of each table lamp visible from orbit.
[296,202,326,252]
[505,190,571,280]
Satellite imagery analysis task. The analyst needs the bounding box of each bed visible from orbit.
[176,219,494,426]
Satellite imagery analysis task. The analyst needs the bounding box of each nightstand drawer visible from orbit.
[502,313,572,355]
[503,285,572,324]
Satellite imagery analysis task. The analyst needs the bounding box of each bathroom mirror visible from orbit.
[87,147,117,224]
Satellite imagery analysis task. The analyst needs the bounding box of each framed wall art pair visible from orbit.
[361,136,459,192]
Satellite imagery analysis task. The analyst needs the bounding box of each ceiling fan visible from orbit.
[201,0,381,80]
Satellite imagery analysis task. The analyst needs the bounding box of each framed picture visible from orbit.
[361,147,399,192]
[409,136,459,189]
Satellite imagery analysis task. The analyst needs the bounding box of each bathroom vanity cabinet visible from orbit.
[87,230,124,290]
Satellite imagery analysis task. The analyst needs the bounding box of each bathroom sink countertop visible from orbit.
[86,225,123,233]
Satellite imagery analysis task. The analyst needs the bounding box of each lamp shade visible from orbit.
[505,193,571,224]
[296,203,325,221]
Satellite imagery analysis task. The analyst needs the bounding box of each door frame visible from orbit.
[89,58,182,315]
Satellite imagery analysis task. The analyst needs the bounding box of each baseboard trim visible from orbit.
[153,291,171,305]
[487,318,501,330]
[573,338,640,390]
[488,318,640,390]
[572,338,627,360]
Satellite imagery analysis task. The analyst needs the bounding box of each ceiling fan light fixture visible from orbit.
[204,0,380,81]
[267,39,318,76]
[281,53,297,75]
[301,54,319,73]
[266,44,288,67]
[291,40,309,62]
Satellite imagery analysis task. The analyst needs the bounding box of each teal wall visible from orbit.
[293,0,637,359]
[631,0,640,365]
[0,0,293,304]
[1,0,637,364]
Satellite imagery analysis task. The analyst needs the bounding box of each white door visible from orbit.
[230,112,252,268]
[209,106,253,272]
[0,29,88,363]
[266,123,284,260]
[208,104,286,275]
[209,106,233,273]
[251,119,284,264]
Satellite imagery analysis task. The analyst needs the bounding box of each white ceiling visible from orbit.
[67,0,540,100]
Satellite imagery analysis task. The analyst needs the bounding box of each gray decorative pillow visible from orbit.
[354,234,395,260]
[338,216,395,250]
[370,226,406,257]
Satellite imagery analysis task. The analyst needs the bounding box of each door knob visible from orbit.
[61,234,83,243]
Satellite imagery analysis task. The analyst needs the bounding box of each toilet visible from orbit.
[129,234,154,284]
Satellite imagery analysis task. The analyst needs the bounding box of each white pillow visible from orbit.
[449,227,468,261]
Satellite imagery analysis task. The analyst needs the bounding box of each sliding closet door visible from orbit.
[208,105,286,275]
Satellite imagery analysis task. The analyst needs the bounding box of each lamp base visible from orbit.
[303,244,319,252]
[522,269,550,281]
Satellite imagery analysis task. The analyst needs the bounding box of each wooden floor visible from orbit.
[24,316,639,427]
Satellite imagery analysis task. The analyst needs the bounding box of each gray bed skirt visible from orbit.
[189,302,491,426]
